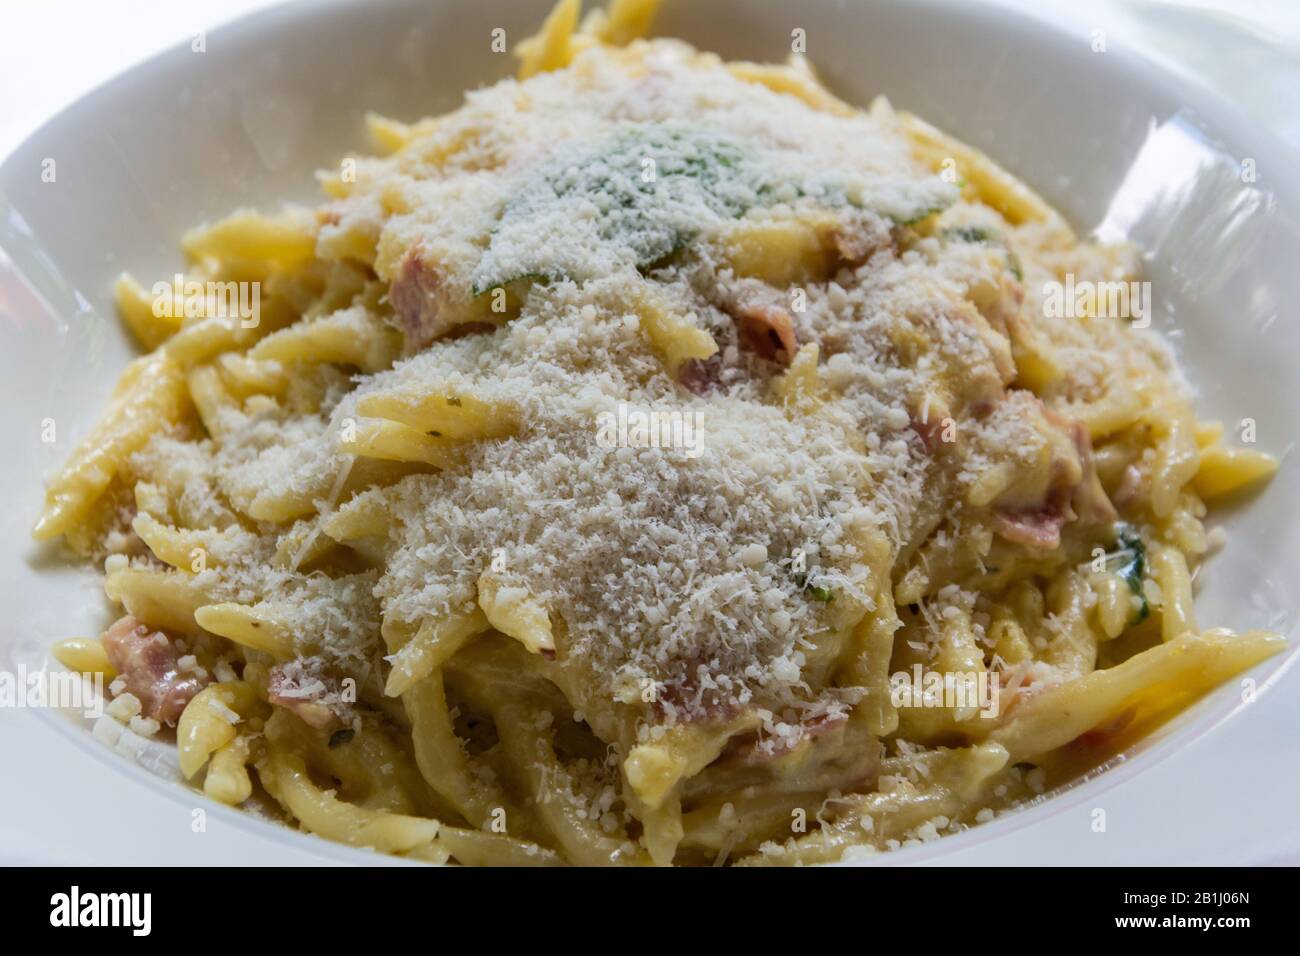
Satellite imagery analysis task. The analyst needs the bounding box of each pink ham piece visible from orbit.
[992,497,1070,551]
[389,245,454,351]
[1063,419,1117,525]
[101,615,209,725]
[909,411,947,455]
[677,356,723,396]
[267,661,350,731]
[733,301,797,364]
[991,398,1116,550]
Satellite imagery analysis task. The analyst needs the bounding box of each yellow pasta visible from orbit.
[1194,444,1278,500]
[355,390,518,441]
[516,0,583,78]
[340,419,469,468]
[1149,543,1197,642]
[580,0,658,45]
[989,631,1280,761]
[114,273,183,350]
[104,567,212,637]
[897,110,1063,227]
[177,681,260,778]
[476,572,555,656]
[193,603,295,660]
[204,736,255,805]
[633,287,718,372]
[36,0,1283,867]
[247,307,402,373]
[384,609,488,696]
[182,209,318,271]
[34,353,190,541]
[728,61,855,117]
[718,211,839,285]
[51,638,118,680]
[261,749,441,853]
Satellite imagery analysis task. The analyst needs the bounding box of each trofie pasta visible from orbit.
[41,0,1282,866]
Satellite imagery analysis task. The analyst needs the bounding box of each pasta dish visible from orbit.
[38,0,1283,866]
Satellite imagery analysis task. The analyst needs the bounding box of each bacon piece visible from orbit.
[909,416,944,454]
[993,493,1070,551]
[1066,420,1117,525]
[991,397,1116,549]
[733,302,797,364]
[652,661,744,724]
[101,615,209,725]
[389,245,454,351]
[677,355,723,396]
[1038,402,1116,525]
[909,408,950,455]
[267,661,350,731]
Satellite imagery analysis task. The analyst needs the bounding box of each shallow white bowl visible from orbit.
[2,0,1297,865]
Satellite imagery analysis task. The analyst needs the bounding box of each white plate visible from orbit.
[2,0,1298,865]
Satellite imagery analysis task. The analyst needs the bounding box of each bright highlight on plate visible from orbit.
[38,0,1282,866]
